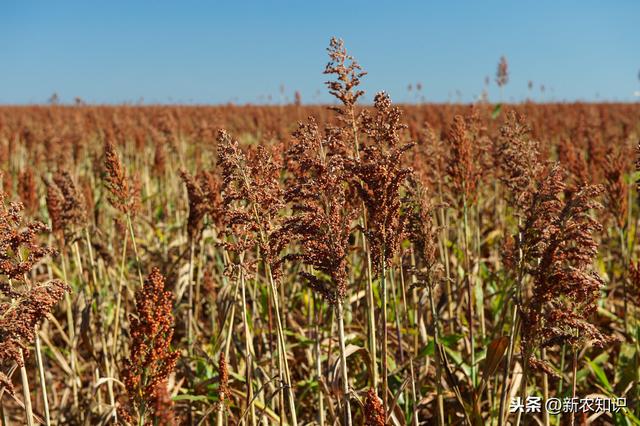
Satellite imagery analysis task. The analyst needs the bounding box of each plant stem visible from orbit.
[240,264,257,426]
[569,350,578,426]
[364,237,378,391]
[462,195,476,387]
[125,213,144,288]
[426,275,445,426]
[60,252,79,412]
[498,305,517,426]
[34,334,51,426]
[111,228,129,357]
[265,264,298,426]
[381,261,389,417]
[313,292,325,426]
[541,348,549,426]
[19,350,34,426]
[336,301,352,426]
[187,240,195,355]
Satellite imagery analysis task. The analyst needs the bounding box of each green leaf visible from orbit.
[585,356,611,392]
[418,341,435,357]
[173,394,211,403]
[440,333,463,348]
[491,103,502,119]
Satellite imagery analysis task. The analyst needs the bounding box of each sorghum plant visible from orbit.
[350,91,414,413]
[280,116,357,423]
[0,188,69,425]
[119,267,179,426]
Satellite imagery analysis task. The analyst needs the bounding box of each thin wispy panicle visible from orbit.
[153,139,167,177]
[278,117,357,304]
[217,353,231,413]
[628,261,640,307]
[558,137,589,188]
[324,37,367,121]
[577,115,607,185]
[520,164,613,372]
[412,122,446,191]
[45,178,64,238]
[402,174,441,285]
[217,130,286,275]
[635,141,640,201]
[352,92,414,272]
[496,112,542,213]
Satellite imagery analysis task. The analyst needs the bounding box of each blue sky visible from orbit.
[1,1,639,104]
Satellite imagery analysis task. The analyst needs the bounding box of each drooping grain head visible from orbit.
[217,129,286,277]
[351,92,414,274]
[0,280,70,371]
[401,174,440,284]
[278,117,356,304]
[0,192,56,281]
[45,170,87,244]
[520,164,613,370]
[496,112,542,214]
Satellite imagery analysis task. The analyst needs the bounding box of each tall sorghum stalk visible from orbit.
[179,169,223,354]
[44,170,87,415]
[280,116,357,424]
[603,145,630,329]
[494,113,542,425]
[323,38,380,397]
[403,177,444,426]
[517,166,613,424]
[119,268,179,426]
[103,139,144,354]
[0,189,69,426]
[103,139,144,422]
[350,92,414,415]
[218,131,298,425]
[446,115,480,388]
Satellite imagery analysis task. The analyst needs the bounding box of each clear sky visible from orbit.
[1,1,639,104]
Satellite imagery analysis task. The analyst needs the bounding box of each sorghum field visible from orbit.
[1,39,640,426]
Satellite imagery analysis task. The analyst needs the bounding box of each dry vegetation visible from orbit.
[1,39,640,425]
